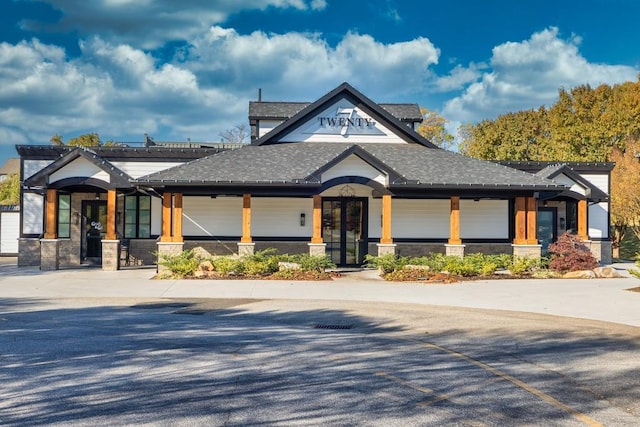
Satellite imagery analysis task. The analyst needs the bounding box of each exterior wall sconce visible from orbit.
[559,217,566,229]
[300,213,306,226]
[95,192,101,200]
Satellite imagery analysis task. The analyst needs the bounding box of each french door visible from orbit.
[322,198,368,267]
[82,200,107,262]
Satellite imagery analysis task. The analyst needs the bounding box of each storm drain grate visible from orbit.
[313,324,353,330]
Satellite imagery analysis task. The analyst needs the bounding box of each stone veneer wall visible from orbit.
[18,238,41,267]
[584,240,613,265]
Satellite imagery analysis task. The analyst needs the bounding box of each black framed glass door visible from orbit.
[322,198,368,266]
[82,200,107,262]
[537,207,557,253]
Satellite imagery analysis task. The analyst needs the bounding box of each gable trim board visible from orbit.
[16,82,613,269]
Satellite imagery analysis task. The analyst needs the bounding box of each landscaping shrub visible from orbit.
[364,253,407,274]
[157,249,201,277]
[291,254,336,272]
[508,256,541,275]
[548,232,598,273]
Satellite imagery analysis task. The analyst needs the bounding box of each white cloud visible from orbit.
[185,27,439,99]
[20,0,326,49]
[443,27,639,123]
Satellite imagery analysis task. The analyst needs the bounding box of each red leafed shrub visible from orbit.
[548,232,597,273]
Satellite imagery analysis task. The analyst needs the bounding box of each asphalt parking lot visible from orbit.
[1,296,639,426]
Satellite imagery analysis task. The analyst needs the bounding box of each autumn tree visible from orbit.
[417,108,455,150]
[0,172,20,205]
[609,139,640,258]
[50,133,115,147]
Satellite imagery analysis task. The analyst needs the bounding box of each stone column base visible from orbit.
[101,240,120,271]
[586,240,612,264]
[308,243,326,257]
[156,241,185,273]
[512,244,542,258]
[237,242,256,257]
[445,244,466,258]
[376,243,397,257]
[40,239,60,271]
[18,238,41,267]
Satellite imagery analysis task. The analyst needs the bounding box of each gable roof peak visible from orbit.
[252,82,437,148]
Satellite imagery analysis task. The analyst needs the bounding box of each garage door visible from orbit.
[0,211,19,254]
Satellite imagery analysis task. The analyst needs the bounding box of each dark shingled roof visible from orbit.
[249,102,422,122]
[135,142,564,191]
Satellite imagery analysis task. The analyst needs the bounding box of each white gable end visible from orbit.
[50,157,110,184]
[321,154,387,186]
[553,173,586,196]
[278,99,408,144]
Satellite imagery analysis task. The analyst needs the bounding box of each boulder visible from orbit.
[563,270,596,279]
[192,246,212,259]
[592,266,624,278]
[199,260,214,272]
[278,261,301,271]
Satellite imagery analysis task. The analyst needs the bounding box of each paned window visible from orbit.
[124,196,151,238]
[57,194,71,238]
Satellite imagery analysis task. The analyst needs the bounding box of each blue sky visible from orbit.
[1,0,640,165]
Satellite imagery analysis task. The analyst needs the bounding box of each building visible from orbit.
[17,82,612,270]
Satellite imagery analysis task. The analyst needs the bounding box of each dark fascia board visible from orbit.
[24,147,133,189]
[15,144,220,162]
[303,144,407,184]
[541,164,609,201]
[499,160,615,173]
[251,82,438,148]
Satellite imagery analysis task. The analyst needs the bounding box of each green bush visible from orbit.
[364,253,407,274]
[157,249,202,277]
[508,256,540,275]
[211,257,244,275]
[293,254,336,272]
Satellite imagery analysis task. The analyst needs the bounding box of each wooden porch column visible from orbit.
[44,188,58,239]
[311,195,323,244]
[380,194,393,244]
[526,196,538,244]
[513,197,527,245]
[105,189,117,240]
[448,196,462,245]
[160,192,172,242]
[577,199,589,240]
[172,193,183,243]
[241,194,252,243]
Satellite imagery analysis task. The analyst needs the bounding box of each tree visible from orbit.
[609,139,640,258]
[0,172,20,205]
[219,124,249,144]
[416,108,455,149]
[50,132,114,147]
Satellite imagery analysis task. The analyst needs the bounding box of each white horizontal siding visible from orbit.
[392,199,450,239]
[369,197,382,238]
[321,155,387,186]
[1,211,19,253]
[252,198,312,237]
[460,200,509,239]
[23,192,43,234]
[182,196,242,236]
[151,196,162,236]
[111,161,184,179]
[589,202,609,238]
[258,120,283,138]
[582,173,609,194]
[23,160,53,180]
[50,157,109,183]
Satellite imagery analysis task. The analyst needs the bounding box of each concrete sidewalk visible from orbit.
[0,261,639,327]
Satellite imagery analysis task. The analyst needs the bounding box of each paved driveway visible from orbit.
[1,296,638,426]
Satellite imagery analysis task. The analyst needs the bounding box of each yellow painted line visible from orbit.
[412,340,605,427]
[375,371,456,405]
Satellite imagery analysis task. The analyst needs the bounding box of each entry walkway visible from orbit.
[0,260,638,327]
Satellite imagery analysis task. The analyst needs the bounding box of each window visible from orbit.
[124,195,151,238]
[57,194,71,238]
